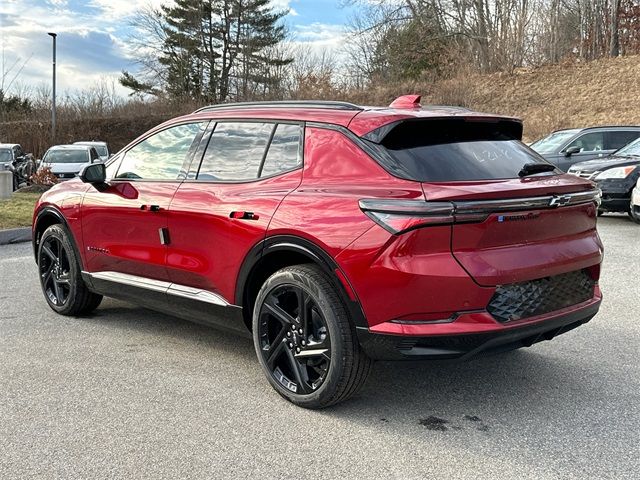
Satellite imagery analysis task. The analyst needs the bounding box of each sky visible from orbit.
[0,0,356,98]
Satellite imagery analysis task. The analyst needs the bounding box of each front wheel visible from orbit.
[629,208,640,225]
[252,265,371,409]
[38,224,103,315]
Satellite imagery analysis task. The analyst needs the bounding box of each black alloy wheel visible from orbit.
[38,224,102,315]
[257,284,332,394]
[39,234,72,307]
[253,265,371,408]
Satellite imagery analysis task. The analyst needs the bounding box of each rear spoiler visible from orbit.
[361,116,524,145]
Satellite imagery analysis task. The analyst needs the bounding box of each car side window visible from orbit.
[606,131,640,151]
[197,122,273,181]
[260,124,302,177]
[115,122,204,180]
[565,132,605,153]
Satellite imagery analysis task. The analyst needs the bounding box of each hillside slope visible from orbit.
[353,55,640,141]
[466,56,640,140]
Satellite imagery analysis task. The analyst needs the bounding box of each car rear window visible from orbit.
[368,119,553,182]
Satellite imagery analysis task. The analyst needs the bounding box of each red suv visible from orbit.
[32,96,603,408]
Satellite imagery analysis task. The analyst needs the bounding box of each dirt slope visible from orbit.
[466,56,640,140]
[351,55,640,141]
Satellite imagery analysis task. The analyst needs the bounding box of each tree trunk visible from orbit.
[610,0,621,57]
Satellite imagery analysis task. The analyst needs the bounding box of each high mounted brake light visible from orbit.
[359,189,602,234]
[389,94,422,109]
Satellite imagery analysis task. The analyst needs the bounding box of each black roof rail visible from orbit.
[192,100,363,114]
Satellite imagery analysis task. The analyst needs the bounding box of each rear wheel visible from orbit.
[629,208,640,225]
[252,265,371,408]
[38,224,102,315]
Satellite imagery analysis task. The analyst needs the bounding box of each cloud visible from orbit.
[0,0,339,97]
[0,0,134,95]
[88,0,170,22]
[291,22,347,49]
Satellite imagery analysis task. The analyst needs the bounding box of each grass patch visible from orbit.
[0,192,41,229]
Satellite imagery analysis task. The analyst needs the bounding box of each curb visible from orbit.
[0,227,32,245]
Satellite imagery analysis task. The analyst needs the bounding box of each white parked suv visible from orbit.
[40,145,100,180]
[73,141,110,162]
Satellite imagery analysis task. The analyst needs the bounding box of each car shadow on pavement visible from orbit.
[87,298,608,430]
[323,346,610,432]
[84,300,257,358]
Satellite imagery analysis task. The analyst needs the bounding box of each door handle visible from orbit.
[230,211,259,220]
[140,204,162,212]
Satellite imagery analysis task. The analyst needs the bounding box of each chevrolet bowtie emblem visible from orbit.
[549,195,572,207]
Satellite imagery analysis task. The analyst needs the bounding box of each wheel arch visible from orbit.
[236,235,367,331]
[33,206,84,270]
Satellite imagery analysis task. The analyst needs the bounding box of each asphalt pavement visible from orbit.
[0,216,638,479]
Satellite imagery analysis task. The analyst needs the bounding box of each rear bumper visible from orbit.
[356,294,601,361]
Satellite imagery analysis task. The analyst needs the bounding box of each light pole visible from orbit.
[48,32,57,144]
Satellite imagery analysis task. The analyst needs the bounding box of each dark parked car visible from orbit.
[631,178,640,224]
[0,143,35,190]
[568,136,640,217]
[531,126,640,171]
[32,97,603,408]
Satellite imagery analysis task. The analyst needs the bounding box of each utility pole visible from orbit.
[48,32,57,144]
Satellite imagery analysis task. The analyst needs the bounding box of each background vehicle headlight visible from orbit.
[595,166,637,180]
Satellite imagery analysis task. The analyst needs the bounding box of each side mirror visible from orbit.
[564,146,581,157]
[79,163,106,184]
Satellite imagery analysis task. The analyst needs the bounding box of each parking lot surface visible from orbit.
[1,216,638,479]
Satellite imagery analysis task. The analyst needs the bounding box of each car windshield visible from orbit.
[614,136,640,156]
[44,149,89,164]
[530,130,580,154]
[0,149,12,162]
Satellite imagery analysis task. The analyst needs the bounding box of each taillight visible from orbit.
[358,199,485,234]
[359,199,452,234]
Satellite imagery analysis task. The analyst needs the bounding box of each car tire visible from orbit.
[252,264,372,409]
[629,208,640,225]
[38,224,103,315]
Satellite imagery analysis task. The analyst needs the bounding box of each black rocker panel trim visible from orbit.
[82,271,248,337]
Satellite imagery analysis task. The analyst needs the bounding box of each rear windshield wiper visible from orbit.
[518,163,557,177]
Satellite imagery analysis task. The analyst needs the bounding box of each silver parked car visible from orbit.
[73,141,110,162]
[530,126,640,172]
